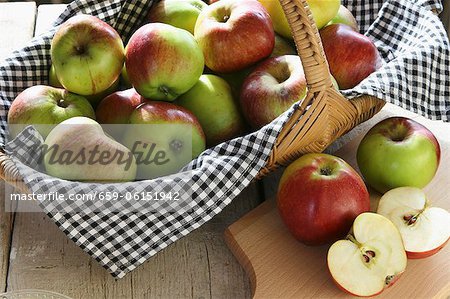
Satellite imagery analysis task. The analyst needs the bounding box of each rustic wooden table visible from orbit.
[0,2,449,299]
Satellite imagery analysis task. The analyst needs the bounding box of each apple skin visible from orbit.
[259,0,341,39]
[51,15,124,96]
[44,117,137,182]
[147,0,207,34]
[357,117,440,194]
[326,5,358,31]
[271,34,296,57]
[240,55,307,129]
[126,23,204,101]
[277,153,370,245]
[95,88,146,124]
[406,239,449,259]
[122,102,206,179]
[194,0,274,73]
[7,85,95,138]
[320,24,382,90]
[176,74,247,146]
[49,65,119,108]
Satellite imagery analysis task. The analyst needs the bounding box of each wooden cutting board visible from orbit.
[225,107,450,298]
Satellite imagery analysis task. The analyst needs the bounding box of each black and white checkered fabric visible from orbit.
[0,0,449,278]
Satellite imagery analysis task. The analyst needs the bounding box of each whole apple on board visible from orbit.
[147,0,207,34]
[7,85,95,138]
[176,74,247,146]
[194,0,275,73]
[44,117,137,182]
[51,15,124,96]
[320,24,382,89]
[357,117,440,193]
[277,153,370,245]
[240,55,307,129]
[126,23,204,101]
[121,102,206,179]
[259,0,341,39]
[377,187,450,258]
[327,213,407,297]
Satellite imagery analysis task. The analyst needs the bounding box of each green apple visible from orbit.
[7,85,95,138]
[357,117,440,193]
[326,5,358,31]
[51,15,125,96]
[259,0,341,39]
[122,102,206,179]
[49,65,119,108]
[44,117,137,182]
[176,74,246,146]
[126,23,204,101]
[147,0,208,34]
[271,34,296,57]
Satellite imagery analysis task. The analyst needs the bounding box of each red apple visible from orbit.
[194,0,274,73]
[95,88,145,124]
[240,55,307,129]
[320,24,382,90]
[126,23,204,101]
[277,153,370,245]
[377,187,450,259]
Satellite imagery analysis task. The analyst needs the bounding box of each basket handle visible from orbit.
[279,0,334,93]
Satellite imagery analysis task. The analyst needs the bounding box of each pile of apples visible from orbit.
[6,0,382,182]
[277,117,449,297]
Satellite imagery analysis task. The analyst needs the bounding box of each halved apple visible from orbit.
[377,187,450,259]
[327,213,407,297]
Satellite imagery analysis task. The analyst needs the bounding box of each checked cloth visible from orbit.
[0,0,449,278]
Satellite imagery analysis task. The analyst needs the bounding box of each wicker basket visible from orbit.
[0,0,385,192]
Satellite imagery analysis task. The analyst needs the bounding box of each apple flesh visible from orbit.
[126,23,204,101]
[327,213,407,297]
[51,15,124,96]
[176,74,246,146]
[357,117,440,193]
[240,55,307,129]
[7,85,95,138]
[194,0,274,73]
[44,117,137,182]
[122,102,206,179]
[277,153,370,245]
[320,24,382,90]
[147,0,207,34]
[377,187,450,259]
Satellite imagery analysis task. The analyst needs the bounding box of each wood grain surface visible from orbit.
[225,104,450,298]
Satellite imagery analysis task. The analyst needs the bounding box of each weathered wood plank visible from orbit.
[0,2,37,292]
[34,4,66,36]
[0,2,37,61]
[7,183,260,298]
